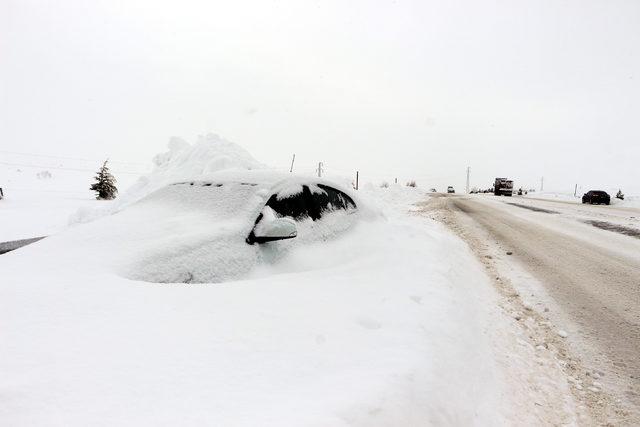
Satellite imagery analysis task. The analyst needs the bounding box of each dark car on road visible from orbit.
[447,186,455,194]
[582,190,610,205]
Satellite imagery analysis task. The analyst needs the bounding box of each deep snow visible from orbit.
[1,200,513,426]
[0,135,569,425]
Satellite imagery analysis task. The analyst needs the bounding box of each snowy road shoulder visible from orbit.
[0,197,520,426]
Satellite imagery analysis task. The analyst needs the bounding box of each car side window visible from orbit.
[265,186,312,220]
[309,184,356,219]
[258,183,356,224]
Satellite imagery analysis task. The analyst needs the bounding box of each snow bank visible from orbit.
[1,135,545,424]
[127,134,265,202]
[358,183,430,216]
[71,134,266,225]
[0,194,510,426]
[524,190,640,208]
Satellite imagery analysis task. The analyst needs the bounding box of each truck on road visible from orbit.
[494,178,513,196]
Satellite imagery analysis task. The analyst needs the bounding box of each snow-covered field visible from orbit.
[0,153,143,241]
[1,136,575,425]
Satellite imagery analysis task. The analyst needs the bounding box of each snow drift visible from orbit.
[0,189,512,425]
[0,133,537,424]
[71,133,266,224]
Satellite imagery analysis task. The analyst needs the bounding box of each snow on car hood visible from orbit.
[116,180,270,283]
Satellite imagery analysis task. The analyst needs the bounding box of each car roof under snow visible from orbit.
[170,169,353,197]
[172,169,289,186]
[136,169,357,221]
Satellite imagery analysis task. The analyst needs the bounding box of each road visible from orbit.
[420,194,640,425]
[0,236,46,255]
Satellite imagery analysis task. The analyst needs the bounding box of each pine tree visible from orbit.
[90,160,118,200]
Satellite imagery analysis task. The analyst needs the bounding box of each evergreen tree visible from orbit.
[90,160,118,200]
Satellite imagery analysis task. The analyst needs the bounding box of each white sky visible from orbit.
[2,0,639,192]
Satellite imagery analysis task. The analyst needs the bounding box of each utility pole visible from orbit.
[541,176,544,192]
[355,171,359,190]
[289,154,295,173]
[574,184,578,197]
[466,166,470,194]
[316,162,324,178]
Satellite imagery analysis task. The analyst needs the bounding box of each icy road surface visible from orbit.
[420,193,640,425]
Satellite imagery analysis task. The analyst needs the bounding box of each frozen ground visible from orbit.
[1,136,580,425]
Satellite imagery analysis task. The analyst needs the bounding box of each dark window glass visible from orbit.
[262,184,356,223]
[266,187,311,220]
[310,184,357,219]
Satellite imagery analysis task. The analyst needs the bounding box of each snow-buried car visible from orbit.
[117,171,360,284]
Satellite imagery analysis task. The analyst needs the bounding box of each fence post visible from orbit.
[289,154,295,173]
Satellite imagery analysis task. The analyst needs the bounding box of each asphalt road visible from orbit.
[0,236,46,255]
[423,194,640,423]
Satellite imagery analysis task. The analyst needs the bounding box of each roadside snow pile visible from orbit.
[107,133,265,209]
[0,195,511,425]
[523,191,580,203]
[70,134,267,224]
[615,193,640,208]
[525,190,640,208]
[359,183,429,217]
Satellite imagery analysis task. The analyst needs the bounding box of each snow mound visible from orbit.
[122,133,265,206]
[71,133,266,224]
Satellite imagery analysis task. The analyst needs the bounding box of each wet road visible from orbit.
[423,194,640,423]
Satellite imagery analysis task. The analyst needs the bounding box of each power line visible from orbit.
[0,149,148,167]
[1,187,93,195]
[0,161,145,175]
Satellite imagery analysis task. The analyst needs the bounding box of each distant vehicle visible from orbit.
[447,186,455,194]
[616,189,624,200]
[582,190,610,205]
[494,178,513,196]
[429,188,437,193]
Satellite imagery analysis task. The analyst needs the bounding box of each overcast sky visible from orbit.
[2,0,639,192]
